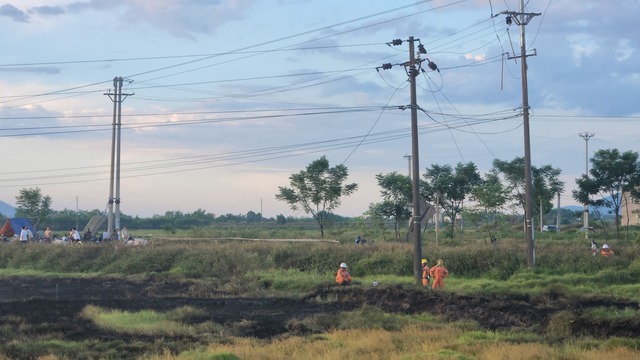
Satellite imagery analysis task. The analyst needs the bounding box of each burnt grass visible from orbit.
[1,276,639,359]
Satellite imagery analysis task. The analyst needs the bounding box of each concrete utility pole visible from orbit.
[556,193,561,229]
[379,36,436,284]
[403,154,412,178]
[407,37,423,286]
[501,1,540,267]
[579,132,594,240]
[104,77,133,236]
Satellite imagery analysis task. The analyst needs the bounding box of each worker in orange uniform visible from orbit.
[421,259,431,288]
[600,244,615,257]
[429,259,449,289]
[336,262,352,285]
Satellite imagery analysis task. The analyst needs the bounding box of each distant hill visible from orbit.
[0,201,15,217]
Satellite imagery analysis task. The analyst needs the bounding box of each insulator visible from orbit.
[391,39,403,46]
[428,61,438,71]
[382,63,393,70]
[418,44,427,54]
[506,15,512,25]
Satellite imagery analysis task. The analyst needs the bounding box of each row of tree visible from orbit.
[275,150,640,240]
[8,149,640,240]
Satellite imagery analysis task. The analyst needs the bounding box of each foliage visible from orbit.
[14,187,52,227]
[276,156,358,238]
[368,171,412,241]
[492,157,564,228]
[422,162,482,237]
[470,171,510,240]
[574,148,640,240]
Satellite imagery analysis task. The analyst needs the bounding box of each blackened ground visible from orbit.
[0,277,638,359]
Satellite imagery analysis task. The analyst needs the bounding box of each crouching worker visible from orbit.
[430,259,449,289]
[600,244,615,257]
[421,258,430,288]
[336,262,352,285]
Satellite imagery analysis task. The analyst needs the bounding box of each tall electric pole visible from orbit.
[379,36,435,284]
[501,1,540,267]
[579,132,594,240]
[104,77,133,236]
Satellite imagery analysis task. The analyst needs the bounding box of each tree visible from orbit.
[276,156,358,238]
[371,172,412,240]
[15,187,52,227]
[422,162,481,236]
[470,171,510,242]
[492,157,564,228]
[573,148,640,239]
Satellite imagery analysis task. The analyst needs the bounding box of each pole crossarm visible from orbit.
[498,11,541,25]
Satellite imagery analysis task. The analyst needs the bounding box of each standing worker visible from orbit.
[336,262,352,285]
[429,259,449,289]
[421,259,431,288]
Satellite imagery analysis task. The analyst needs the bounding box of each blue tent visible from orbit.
[0,218,36,237]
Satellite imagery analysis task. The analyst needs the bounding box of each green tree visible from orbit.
[470,171,510,241]
[422,162,481,236]
[276,156,358,238]
[371,172,412,240]
[364,204,388,241]
[492,157,564,228]
[573,148,640,240]
[15,187,52,227]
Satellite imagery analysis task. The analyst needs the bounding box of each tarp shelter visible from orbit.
[0,218,36,237]
[82,214,106,234]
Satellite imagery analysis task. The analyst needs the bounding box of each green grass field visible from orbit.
[1,227,639,359]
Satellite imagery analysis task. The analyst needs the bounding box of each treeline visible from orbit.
[1,208,352,233]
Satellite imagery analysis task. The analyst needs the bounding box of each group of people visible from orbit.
[18,226,33,243]
[591,240,615,257]
[15,225,130,244]
[354,235,372,245]
[335,258,450,289]
[422,258,449,289]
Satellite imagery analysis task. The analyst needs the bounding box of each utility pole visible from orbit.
[501,1,540,267]
[556,193,561,229]
[379,36,435,285]
[435,193,439,246]
[579,132,594,240]
[407,37,423,286]
[403,154,412,177]
[539,199,543,232]
[104,77,133,236]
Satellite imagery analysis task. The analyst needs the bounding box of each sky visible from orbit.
[0,0,638,219]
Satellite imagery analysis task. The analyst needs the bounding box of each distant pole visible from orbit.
[579,132,594,240]
[75,196,79,229]
[556,193,561,228]
[105,77,133,234]
[435,193,439,246]
[105,77,119,235]
[539,199,543,232]
[403,154,412,177]
[115,77,123,231]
